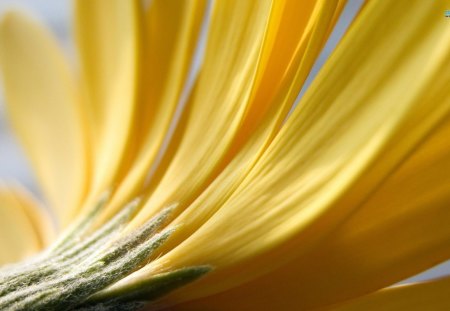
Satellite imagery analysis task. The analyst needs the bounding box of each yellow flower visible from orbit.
[0,0,449,310]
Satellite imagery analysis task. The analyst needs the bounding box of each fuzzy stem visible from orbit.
[0,203,210,311]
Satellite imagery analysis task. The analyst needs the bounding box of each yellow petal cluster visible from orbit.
[0,0,449,310]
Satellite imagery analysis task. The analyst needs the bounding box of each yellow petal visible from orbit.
[334,276,450,311]
[172,117,450,311]
[0,184,55,265]
[137,0,346,255]
[0,12,89,225]
[126,0,274,229]
[282,119,450,309]
[129,0,345,230]
[99,0,208,221]
[108,0,346,298]
[74,0,140,196]
[133,0,450,305]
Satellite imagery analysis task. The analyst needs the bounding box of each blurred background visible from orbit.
[0,0,448,283]
[0,0,71,194]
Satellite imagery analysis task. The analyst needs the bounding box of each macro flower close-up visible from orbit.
[0,0,450,310]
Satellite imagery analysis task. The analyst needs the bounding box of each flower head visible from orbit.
[0,0,450,310]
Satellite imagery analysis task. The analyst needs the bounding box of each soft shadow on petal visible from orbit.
[175,117,450,311]
[99,0,208,222]
[129,0,345,231]
[128,0,276,229]
[100,0,347,302]
[141,0,450,308]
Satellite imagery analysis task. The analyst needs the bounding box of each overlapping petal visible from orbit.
[100,0,208,221]
[128,0,346,228]
[128,0,450,307]
[150,0,348,256]
[0,12,89,225]
[74,0,140,196]
[126,0,275,229]
[1,0,450,310]
[173,116,450,311]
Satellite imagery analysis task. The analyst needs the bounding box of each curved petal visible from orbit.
[127,0,275,228]
[334,276,450,311]
[0,184,55,265]
[74,0,140,197]
[138,0,346,255]
[135,0,450,306]
[129,0,345,229]
[0,12,89,225]
[171,117,450,311]
[99,0,208,221]
[109,0,342,297]
[102,0,347,302]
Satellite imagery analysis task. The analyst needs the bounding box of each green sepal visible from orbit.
[88,266,212,304]
[0,201,212,311]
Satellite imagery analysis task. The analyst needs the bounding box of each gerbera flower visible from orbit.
[0,0,449,310]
